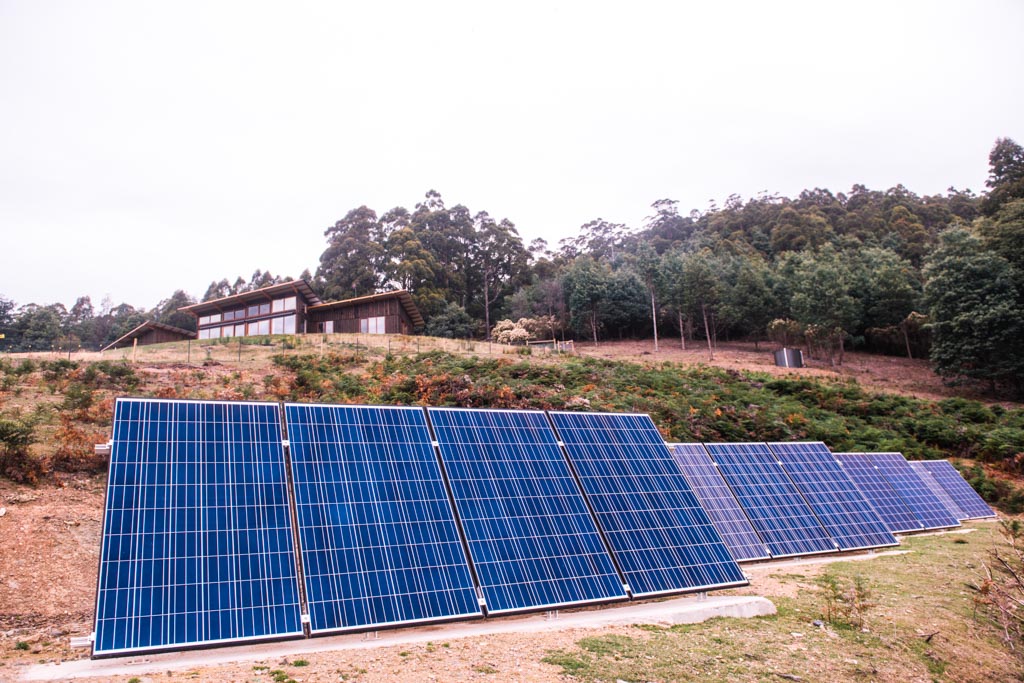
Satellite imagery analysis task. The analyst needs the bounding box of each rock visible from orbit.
[48,629,66,638]
[812,620,824,628]
[0,507,7,517]
[790,632,804,638]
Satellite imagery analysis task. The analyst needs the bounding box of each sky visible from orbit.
[1,1,1022,310]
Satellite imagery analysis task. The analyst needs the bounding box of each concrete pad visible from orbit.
[22,594,775,681]
[743,549,910,571]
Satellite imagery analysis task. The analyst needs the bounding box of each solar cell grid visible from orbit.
[912,460,995,520]
[94,399,303,657]
[428,408,626,614]
[550,413,747,597]
[668,443,770,562]
[767,442,898,551]
[867,453,960,530]
[284,404,480,633]
[834,453,924,533]
[703,443,836,558]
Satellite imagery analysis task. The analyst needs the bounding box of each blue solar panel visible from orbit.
[428,408,626,614]
[867,453,960,530]
[669,444,770,562]
[284,404,481,633]
[94,399,303,657]
[703,443,836,557]
[767,442,898,551]
[834,453,924,533]
[911,460,995,520]
[549,413,746,596]
[908,461,966,519]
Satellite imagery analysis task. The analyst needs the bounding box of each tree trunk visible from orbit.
[590,308,598,345]
[901,322,913,360]
[702,303,714,361]
[678,311,686,350]
[838,331,845,366]
[650,288,659,352]
[483,278,491,340]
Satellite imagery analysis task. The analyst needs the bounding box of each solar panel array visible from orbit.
[550,413,747,596]
[911,460,995,520]
[428,408,626,613]
[766,442,897,551]
[909,461,966,519]
[867,453,961,530]
[284,404,480,633]
[97,399,991,658]
[703,443,836,557]
[668,443,770,562]
[94,399,303,657]
[834,453,924,533]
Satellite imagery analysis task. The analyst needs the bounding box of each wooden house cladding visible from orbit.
[307,290,423,335]
[101,321,196,351]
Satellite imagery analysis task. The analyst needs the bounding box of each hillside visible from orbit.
[1,335,1024,681]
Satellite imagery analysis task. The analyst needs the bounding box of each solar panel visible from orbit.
[668,443,770,562]
[834,453,924,533]
[867,453,960,530]
[284,404,481,633]
[910,460,995,520]
[549,413,747,597]
[767,442,898,551]
[93,399,303,657]
[428,408,626,614]
[703,443,836,557]
[908,461,966,519]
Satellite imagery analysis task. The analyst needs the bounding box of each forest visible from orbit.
[2,137,1023,395]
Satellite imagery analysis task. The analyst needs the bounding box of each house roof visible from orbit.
[308,290,425,328]
[178,280,322,316]
[101,320,196,352]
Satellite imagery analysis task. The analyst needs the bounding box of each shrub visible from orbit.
[0,414,43,483]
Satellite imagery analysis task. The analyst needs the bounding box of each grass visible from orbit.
[540,524,1022,682]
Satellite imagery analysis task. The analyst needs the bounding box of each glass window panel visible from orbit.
[260,303,271,316]
[209,314,221,324]
[248,305,260,317]
[272,317,284,335]
[283,316,295,334]
[222,325,234,338]
[272,299,285,313]
[235,324,246,337]
[284,297,296,311]
[198,328,210,339]
[199,316,210,326]
[258,320,270,335]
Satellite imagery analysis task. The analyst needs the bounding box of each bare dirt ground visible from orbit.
[574,339,993,404]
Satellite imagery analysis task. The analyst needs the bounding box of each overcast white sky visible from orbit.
[1,1,1022,310]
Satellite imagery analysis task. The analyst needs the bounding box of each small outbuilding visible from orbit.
[101,321,197,351]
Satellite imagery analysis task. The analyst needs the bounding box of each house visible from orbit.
[177,280,423,340]
[101,320,196,351]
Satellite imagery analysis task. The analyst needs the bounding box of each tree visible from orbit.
[923,228,1024,394]
[424,302,475,339]
[787,247,862,365]
[316,206,386,299]
[472,213,529,339]
[563,258,611,343]
[630,243,661,351]
[152,290,197,331]
[718,252,778,349]
[983,137,1024,215]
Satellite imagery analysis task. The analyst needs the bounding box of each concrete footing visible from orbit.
[23,594,775,681]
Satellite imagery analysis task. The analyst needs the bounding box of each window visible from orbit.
[248,322,259,335]
[198,328,211,339]
[259,320,270,335]
[322,321,334,334]
[198,315,211,326]
[283,296,296,311]
[248,305,260,317]
[209,313,221,324]
[271,317,284,335]
[360,316,386,334]
[234,324,245,337]
[283,316,295,334]
[259,302,271,316]
[272,298,285,313]
[222,325,234,338]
